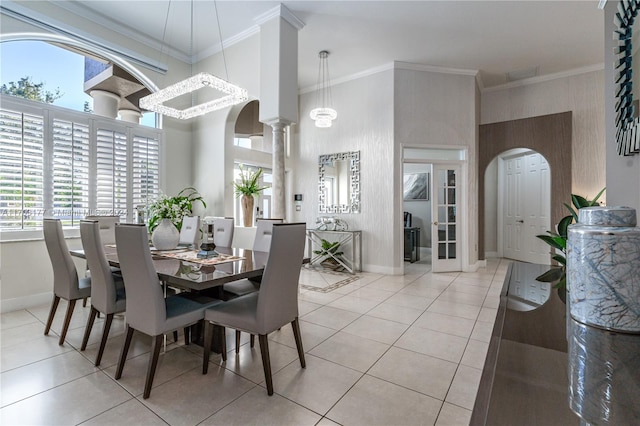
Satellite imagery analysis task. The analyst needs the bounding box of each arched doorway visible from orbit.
[479,112,572,260]
[485,149,551,264]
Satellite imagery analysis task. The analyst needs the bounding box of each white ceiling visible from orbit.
[51,0,605,89]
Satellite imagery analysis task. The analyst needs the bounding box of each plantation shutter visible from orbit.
[52,118,90,226]
[0,108,45,229]
[96,128,128,218]
[132,134,160,209]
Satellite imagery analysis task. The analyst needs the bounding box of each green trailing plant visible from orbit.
[233,165,269,197]
[313,239,344,264]
[147,187,206,232]
[535,188,606,291]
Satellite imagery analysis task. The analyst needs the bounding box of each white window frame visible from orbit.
[0,95,162,240]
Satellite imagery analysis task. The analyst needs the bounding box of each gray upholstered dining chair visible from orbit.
[212,217,234,247]
[114,223,221,399]
[43,218,92,345]
[79,220,126,366]
[224,218,284,298]
[252,218,284,252]
[84,215,120,245]
[179,215,200,247]
[202,223,307,396]
[225,218,284,351]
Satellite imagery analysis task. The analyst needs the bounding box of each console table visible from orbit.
[306,229,362,274]
[471,261,640,425]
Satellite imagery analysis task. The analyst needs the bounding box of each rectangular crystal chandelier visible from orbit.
[140,72,248,120]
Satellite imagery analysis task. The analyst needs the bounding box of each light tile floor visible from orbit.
[0,258,509,426]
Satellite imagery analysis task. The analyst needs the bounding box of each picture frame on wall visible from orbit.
[403,172,429,201]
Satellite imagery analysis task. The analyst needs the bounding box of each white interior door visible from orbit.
[431,164,462,272]
[502,152,551,264]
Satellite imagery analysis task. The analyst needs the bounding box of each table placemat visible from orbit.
[155,250,244,266]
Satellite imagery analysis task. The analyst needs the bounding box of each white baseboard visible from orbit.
[463,259,487,272]
[364,263,400,275]
[1,291,52,313]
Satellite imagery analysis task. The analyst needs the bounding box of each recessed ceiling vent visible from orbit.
[507,66,539,82]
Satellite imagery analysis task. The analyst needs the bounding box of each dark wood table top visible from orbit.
[71,246,269,292]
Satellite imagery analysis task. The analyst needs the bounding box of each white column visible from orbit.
[119,109,142,124]
[90,90,120,119]
[257,5,304,221]
[270,121,286,220]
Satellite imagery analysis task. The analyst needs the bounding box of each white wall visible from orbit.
[481,69,606,251]
[293,69,395,274]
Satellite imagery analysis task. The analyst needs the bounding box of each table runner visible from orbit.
[154,250,244,266]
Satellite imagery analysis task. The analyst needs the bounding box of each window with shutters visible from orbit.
[0,95,162,232]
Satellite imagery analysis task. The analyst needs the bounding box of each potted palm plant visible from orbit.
[536,188,605,302]
[234,165,268,227]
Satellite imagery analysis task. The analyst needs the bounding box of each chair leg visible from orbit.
[235,330,241,353]
[115,325,134,380]
[258,334,273,396]
[58,299,76,345]
[184,326,190,345]
[291,318,306,368]
[173,330,179,342]
[95,313,114,366]
[250,334,255,348]
[143,334,163,399]
[220,326,227,361]
[81,306,99,351]
[203,321,212,374]
[44,295,60,335]
[82,297,87,307]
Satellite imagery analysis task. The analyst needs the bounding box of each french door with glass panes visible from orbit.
[431,164,462,272]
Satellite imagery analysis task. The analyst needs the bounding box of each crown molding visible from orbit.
[254,4,306,31]
[394,61,479,77]
[194,26,260,63]
[482,63,605,93]
[299,62,395,94]
[299,61,482,95]
[43,0,191,63]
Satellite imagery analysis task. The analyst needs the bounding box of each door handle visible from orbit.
[433,221,438,226]
[516,220,524,223]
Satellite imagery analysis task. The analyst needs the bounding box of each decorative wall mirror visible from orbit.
[318,151,360,213]
[614,0,640,155]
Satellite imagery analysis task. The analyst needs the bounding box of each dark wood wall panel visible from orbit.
[479,112,572,259]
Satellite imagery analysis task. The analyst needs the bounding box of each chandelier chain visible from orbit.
[214,0,230,82]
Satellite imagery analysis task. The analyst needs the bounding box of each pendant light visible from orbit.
[310,50,337,128]
[140,0,247,120]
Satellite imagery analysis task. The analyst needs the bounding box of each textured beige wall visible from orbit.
[481,70,606,255]
[481,70,605,199]
[395,68,479,269]
[294,70,395,273]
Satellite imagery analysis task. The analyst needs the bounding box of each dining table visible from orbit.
[70,245,308,351]
[70,245,270,294]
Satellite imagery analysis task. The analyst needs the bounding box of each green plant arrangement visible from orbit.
[147,187,206,232]
[313,239,345,269]
[536,188,606,294]
[234,165,269,227]
[233,165,269,197]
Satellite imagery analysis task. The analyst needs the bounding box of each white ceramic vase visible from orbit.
[151,218,180,250]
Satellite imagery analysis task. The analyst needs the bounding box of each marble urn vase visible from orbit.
[567,206,640,333]
[151,218,180,251]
